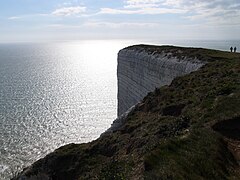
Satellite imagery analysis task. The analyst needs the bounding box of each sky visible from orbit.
[0,0,240,42]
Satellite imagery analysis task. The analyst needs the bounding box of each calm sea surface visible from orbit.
[0,40,239,179]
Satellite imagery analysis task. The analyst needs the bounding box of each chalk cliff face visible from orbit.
[117,46,205,116]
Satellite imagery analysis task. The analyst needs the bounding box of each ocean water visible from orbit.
[0,40,135,179]
[0,39,239,179]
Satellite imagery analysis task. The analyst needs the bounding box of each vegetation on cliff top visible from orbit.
[15,46,240,180]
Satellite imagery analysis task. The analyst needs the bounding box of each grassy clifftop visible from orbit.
[15,46,240,180]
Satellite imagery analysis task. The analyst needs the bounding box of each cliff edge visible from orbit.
[117,45,205,116]
[14,45,240,179]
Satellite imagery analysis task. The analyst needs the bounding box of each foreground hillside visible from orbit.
[15,46,240,179]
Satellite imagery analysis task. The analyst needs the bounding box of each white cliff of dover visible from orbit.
[117,45,205,116]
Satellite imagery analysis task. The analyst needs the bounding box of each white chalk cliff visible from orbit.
[117,45,205,116]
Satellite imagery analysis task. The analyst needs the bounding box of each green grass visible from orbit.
[144,129,237,179]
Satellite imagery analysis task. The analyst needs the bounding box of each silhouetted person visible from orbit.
[234,47,237,53]
[230,47,233,52]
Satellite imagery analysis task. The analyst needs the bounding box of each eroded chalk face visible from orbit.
[117,46,205,116]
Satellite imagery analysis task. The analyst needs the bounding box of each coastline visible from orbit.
[14,45,240,179]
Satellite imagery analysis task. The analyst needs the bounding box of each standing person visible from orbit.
[234,47,237,53]
[230,47,233,52]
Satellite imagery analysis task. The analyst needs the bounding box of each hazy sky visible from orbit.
[1,0,240,42]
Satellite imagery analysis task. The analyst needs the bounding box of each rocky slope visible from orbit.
[14,45,240,180]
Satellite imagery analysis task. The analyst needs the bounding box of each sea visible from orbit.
[0,39,239,179]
